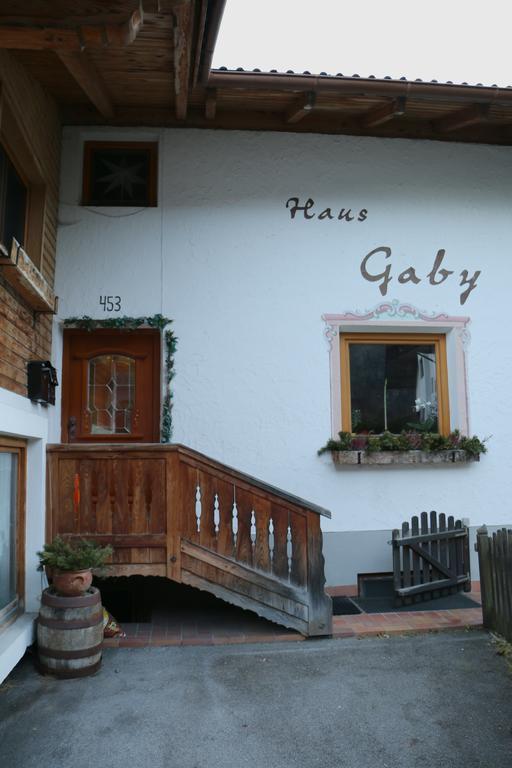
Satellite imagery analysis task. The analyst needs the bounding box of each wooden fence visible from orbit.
[475,526,512,641]
[391,512,470,605]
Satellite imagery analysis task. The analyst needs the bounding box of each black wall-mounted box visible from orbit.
[27,361,58,406]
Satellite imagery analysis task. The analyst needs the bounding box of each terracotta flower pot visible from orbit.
[52,568,93,597]
[351,435,368,451]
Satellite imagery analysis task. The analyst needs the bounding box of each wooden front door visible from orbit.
[62,329,161,443]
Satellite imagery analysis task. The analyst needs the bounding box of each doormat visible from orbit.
[354,593,481,614]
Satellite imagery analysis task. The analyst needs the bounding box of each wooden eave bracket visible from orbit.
[172,1,194,120]
[56,51,114,119]
[0,5,144,118]
[286,92,316,124]
[436,103,490,132]
[0,5,144,50]
[0,239,57,314]
[205,87,216,120]
[361,96,407,128]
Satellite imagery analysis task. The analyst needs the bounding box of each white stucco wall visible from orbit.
[53,127,512,541]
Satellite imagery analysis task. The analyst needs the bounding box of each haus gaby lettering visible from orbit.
[361,247,481,306]
[285,197,368,222]
[284,198,481,305]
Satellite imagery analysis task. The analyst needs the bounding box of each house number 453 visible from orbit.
[99,295,122,312]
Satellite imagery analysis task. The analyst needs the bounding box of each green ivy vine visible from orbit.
[63,314,177,443]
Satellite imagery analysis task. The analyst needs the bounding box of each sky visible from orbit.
[213,1,512,87]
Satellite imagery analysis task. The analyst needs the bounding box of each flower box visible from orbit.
[330,449,479,466]
[0,238,57,313]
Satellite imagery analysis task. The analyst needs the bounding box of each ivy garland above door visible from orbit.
[62,314,177,442]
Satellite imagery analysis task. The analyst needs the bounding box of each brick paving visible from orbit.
[102,592,483,648]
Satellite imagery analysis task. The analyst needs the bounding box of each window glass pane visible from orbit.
[88,147,152,206]
[349,343,438,434]
[88,355,135,435]
[0,452,18,612]
[0,143,27,248]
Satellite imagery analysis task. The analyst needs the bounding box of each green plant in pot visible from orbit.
[37,537,113,597]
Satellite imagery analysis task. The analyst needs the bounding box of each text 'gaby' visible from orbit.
[360,247,481,306]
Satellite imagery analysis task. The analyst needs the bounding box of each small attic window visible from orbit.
[82,141,158,207]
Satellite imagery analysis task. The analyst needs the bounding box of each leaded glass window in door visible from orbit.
[87,355,135,435]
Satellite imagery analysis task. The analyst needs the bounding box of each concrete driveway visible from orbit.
[0,630,511,768]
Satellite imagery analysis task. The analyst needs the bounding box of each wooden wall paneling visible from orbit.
[91,458,110,535]
[197,470,216,552]
[130,459,146,535]
[214,475,236,559]
[0,51,60,396]
[230,485,253,568]
[77,459,94,535]
[55,458,78,535]
[166,450,181,581]
[147,459,166,534]
[112,459,130,562]
[270,502,289,581]
[305,515,332,635]
[150,547,166,564]
[254,497,271,574]
[289,510,308,588]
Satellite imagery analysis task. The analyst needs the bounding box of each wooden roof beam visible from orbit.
[56,51,114,119]
[0,5,144,51]
[436,103,490,132]
[172,1,194,120]
[361,96,407,128]
[205,88,217,120]
[286,92,316,124]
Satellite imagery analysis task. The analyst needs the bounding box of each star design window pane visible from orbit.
[83,142,157,207]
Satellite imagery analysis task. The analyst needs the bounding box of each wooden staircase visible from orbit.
[46,444,332,636]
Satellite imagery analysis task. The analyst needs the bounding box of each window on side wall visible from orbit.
[0,143,27,250]
[340,333,450,435]
[0,98,46,268]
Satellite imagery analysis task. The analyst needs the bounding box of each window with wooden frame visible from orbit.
[0,437,26,629]
[340,333,450,436]
[0,96,46,268]
[0,142,27,250]
[82,141,158,207]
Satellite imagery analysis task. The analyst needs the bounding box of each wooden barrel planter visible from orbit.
[37,587,103,678]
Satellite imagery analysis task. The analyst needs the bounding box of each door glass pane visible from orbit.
[0,452,18,612]
[349,343,438,434]
[88,355,135,434]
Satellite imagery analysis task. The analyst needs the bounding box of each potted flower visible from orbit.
[37,537,113,597]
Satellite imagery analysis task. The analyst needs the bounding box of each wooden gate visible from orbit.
[46,444,332,636]
[391,511,470,605]
[475,526,512,641]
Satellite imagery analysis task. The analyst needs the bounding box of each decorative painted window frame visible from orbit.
[322,300,470,440]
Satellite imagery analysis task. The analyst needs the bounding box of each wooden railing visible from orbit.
[475,526,512,642]
[46,443,332,636]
